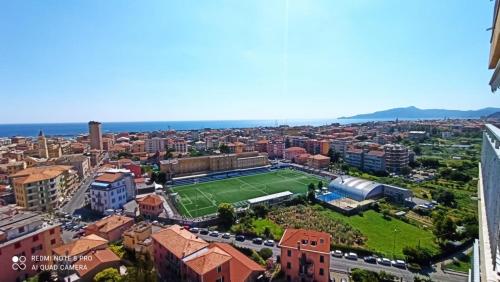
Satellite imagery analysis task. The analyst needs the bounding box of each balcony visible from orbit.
[477,124,500,281]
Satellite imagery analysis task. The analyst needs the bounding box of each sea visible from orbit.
[0,118,400,138]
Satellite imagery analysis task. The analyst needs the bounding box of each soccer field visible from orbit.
[170,169,324,217]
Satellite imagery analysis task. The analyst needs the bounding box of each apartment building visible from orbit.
[278,229,331,282]
[0,207,63,282]
[10,165,77,211]
[306,154,330,169]
[384,144,409,173]
[344,148,364,169]
[145,137,166,153]
[152,225,264,282]
[266,139,285,159]
[90,170,136,213]
[363,150,386,172]
[55,154,91,178]
[284,147,307,162]
[330,138,352,157]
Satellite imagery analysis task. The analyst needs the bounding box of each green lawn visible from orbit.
[321,209,439,258]
[250,218,284,239]
[444,253,472,273]
[171,169,323,217]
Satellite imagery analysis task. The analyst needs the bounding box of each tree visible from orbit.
[259,248,273,260]
[433,212,456,243]
[218,203,236,228]
[307,183,316,202]
[400,166,412,176]
[403,245,433,266]
[420,158,441,169]
[252,205,269,218]
[94,267,122,282]
[381,208,391,219]
[432,190,456,208]
[156,172,167,184]
[263,226,272,239]
[413,145,422,156]
[317,181,324,190]
[219,144,230,154]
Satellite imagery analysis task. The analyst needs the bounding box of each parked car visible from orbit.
[392,260,406,268]
[222,233,231,239]
[264,240,275,247]
[209,231,219,237]
[199,228,209,235]
[377,258,392,266]
[331,250,343,258]
[190,227,199,233]
[363,256,377,263]
[235,235,245,241]
[344,252,358,260]
[252,237,263,244]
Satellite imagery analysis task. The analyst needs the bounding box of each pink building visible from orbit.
[137,194,163,218]
[278,229,331,282]
[0,207,63,282]
[284,147,307,162]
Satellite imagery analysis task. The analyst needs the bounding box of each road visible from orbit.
[60,174,92,214]
[195,233,468,282]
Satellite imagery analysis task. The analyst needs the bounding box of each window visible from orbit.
[320,255,324,263]
[50,239,56,245]
[301,239,308,244]
[49,229,55,235]
[287,250,291,257]
[33,234,39,242]
[311,240,317,246]
[319,268,324,276]
[217,265,222,273]
[286,262,291,269]
[14,242,21,249]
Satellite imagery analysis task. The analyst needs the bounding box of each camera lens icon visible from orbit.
[12,256,26,270]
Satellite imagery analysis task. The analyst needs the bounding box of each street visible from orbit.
[195,233,468,282]
[60,174,92,214]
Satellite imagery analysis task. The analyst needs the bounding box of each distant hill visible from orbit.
[339,106,500,119]
[487,111,500,119]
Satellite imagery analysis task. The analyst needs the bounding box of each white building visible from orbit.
[145,137,165,153]
[90,170,136,213]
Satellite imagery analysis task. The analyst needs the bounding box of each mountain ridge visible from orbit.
[339,106,500,119]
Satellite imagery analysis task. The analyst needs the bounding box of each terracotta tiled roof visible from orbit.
[74,248,120,277]
[137,194,163,206]
[52,234,108,257]
[278,229,331,254]
[285,147,306,152]
[184,246,231,275]
[85,215,134,233]
[212,243,264,282]
[94,172,124,183]
[309,154,330,160]
[151,225,208,258]
[10,165,72,184]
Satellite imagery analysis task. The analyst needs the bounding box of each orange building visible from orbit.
[284,147,307,162]
[319,140,330,156]
[137,194,163,218]
[84,214,134,242]
[152,225,264,282]
[278,229,331,282]
[307,154,330,169]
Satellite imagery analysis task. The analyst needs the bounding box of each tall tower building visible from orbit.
[37,130,49,158]
[88,121,103,151]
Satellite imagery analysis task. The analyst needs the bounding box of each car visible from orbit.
[199,228,209,235]
[222,233,231,239]
[252,237,263,244]
[363,256,377,263]
[190,227,199,233]
[209,231,219,237]
[392,260,406,268]
[235,235,245,241]
[331,250,343,257]
[264,239,275,247]
[344,252,358,260]
[377,258,392,266]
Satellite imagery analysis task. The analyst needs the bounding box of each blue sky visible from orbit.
[0,0,498,123]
